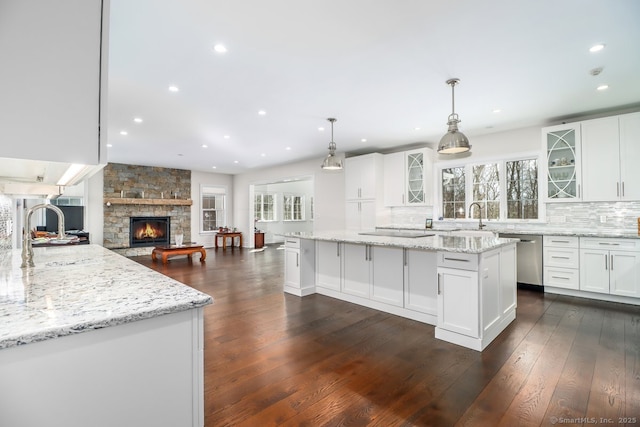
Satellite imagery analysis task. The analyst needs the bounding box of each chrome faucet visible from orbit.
[21,204,66,268]
[468,202,486,230]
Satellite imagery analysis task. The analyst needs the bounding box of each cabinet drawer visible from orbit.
[284,238,300,248]
[437,252,478,271]
[543,247,579,268]
[544,267,579,290]
[580,237,640,252]
[543,235,579,248]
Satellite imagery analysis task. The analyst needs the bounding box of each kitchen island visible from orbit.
[0,244,212,427]
[283,231,518,351]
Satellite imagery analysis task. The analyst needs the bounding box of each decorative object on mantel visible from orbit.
[437,78,471,154]
[103,197,193,206]
[321,117,343,170]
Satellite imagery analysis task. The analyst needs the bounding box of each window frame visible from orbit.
[283,193,305,222]
[254,192,277,223]
[436,152,543,223]
[200,185,227,233]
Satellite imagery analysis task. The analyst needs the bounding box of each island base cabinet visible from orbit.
[316,241,341,291]
[342,243,371,298]
[0,309,205,427]
[284,238,315,296]
[404,249,437,315]
[371,246,404,307]
[436,267,479,337]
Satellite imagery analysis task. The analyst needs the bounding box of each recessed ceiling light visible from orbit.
[285,147,292,151]
[168,85,179,92]
[414,127,421,131]
[213,44,227,53]
[234,160,239,164]
[597,84,609,91]
[201,144,208,148]
[492,109,502,113]
[223,135,230,139]
[120,130,128,136]
[361,138,367,142]
[212,166,217,169]
[260,153,266,157]
[318,127,325,131]
[258,110,266,115]
[589,43,605,53]
[106,143,113,148]
[133,117,143,123]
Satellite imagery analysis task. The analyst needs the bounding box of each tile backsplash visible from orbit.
[386,202,640,232]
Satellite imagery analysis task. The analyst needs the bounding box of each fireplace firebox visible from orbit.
[129,217,170,247]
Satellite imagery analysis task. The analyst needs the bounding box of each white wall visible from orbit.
[190,170,234,248]
[233,155,346,247]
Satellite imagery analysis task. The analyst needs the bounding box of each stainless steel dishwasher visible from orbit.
[499,233,543,287]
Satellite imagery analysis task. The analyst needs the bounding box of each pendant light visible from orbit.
[321,117,343,170]
[438,78,471,154]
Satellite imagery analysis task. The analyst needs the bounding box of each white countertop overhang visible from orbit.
[0,245,213,350]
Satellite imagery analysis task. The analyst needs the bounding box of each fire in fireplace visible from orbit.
[129,217,170,247]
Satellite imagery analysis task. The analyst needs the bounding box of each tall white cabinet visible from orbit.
[0,0,109,165]
[344,153,385,231]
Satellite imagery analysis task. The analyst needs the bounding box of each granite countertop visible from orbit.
[283,231,518,254]
[0,244,213,350]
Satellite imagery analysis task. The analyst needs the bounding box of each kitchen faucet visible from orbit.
[468,202,486,230]
[21,204,65,268]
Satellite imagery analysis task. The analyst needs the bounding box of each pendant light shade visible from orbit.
[321,117,343,170]
[438,78,471,154]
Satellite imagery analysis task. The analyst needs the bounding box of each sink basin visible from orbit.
[359,230,435,238]
[449,230,496,237]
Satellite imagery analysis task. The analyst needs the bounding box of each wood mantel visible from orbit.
[104,197,193,206]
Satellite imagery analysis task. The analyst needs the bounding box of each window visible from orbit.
[472,163,500,220]
[254,193,275,221]
[506,159,538,219]
[442,167,466,219]
[201,186,226,232]
[283,194,305,221]
[440,157,539,221]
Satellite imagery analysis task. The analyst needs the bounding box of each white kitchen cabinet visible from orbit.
[404,249,438,315]
[345,153,385,231]
[341,243,404,306]
[371,246,404,307]
[345,153,383,200]
[543,236,580,290]
[316,240,342,292]
[383,148,434,207]
[619,112,640,200]
[342,243,371,298]
[435,245,517,351]
[580,238,640,297]
[284,238,315,296]
[437,267,479,337]
[543,123,582,201]
[345,200,377,231]
[0,0,108,165]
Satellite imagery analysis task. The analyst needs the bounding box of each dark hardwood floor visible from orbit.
[131,246,640,426]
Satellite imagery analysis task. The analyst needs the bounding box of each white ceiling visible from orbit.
[106,0,640,175]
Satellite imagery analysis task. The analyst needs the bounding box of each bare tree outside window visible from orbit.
[442,167,465,219]
[472,163,500,220]
[507,159,538,219]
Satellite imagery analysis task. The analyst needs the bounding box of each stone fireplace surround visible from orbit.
[103,163,191,257]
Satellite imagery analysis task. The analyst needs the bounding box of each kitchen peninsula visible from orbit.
[283,231,518,351]
[0,245,212,427]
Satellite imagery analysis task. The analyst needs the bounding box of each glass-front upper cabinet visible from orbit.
[383,148,433,207]
[406,150,426,204]
[543,123,582,201]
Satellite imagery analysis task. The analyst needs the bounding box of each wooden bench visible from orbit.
[151,244,206,264]
[215,232,242,249]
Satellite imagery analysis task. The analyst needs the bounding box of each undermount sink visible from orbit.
[449,230,496,237]
[359,230,435,238]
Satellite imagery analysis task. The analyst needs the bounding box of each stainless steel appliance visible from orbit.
[499,233,543,287]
